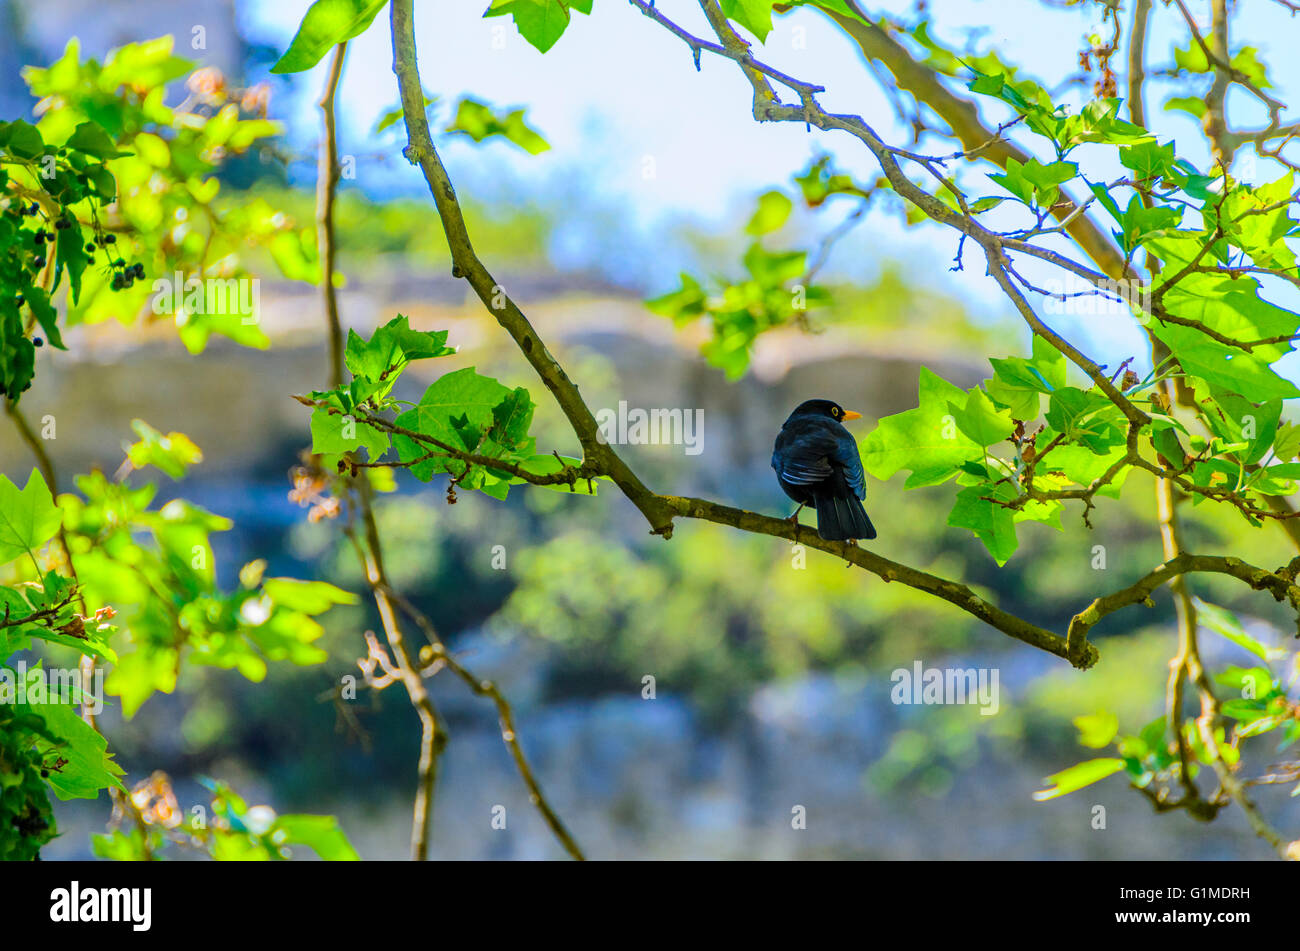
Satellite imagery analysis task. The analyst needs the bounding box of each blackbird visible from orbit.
[772,399,876,541]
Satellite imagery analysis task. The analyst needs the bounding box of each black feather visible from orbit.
[813,474,876,541]
[772,399,877,542]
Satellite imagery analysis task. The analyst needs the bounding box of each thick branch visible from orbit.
[318,43,347,388]
[1127,0,1153,129]
[385,0,1300,685]
[663,494,1088,663]
[390,0,674,535]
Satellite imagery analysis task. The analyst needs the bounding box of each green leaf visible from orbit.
[125,420,203,479]
[19,667,126,800]
[1059,97,1152,148]
[55,222,90,304]
[65,121,127,160]
[948,387,1015,447]
[1215,665,1277,696]
[344,314,454,395]
[392,368,537,495]
[1139,716,1169,759]
[947,482,1018,564]
[272,814,360,860]
[985,335,1065,419]
[0,470,62,566]
[1150,419,1187,465]
[445,98,549,155]
[1073,711,1119,749]
[261,578,359,614]
[646,273,708,324]
[1173,42,1210,74]
[1118,196,1182,251]
[1273,421,1300,462]
[1202,391,1279,466]
[1150,322,1300,401]
[722,0,776,41]
[1,120,45,159]
[862,367,982,487]
[22,286,65,351]
[106,646,179,719]
[271,0,389,73]
[485,0,589,54]
[1045,387,1125,453]
[746,190,793,236]
[1146,233,1299,382]
[1119,140,1178,183]
[1230,47,1270,88]
[310,407,389,460]
[989,157,1077,208]
[1193,598,1277,661]
[743,243,805,286]
[91,828,152,861]
[1164,96,1208,119]
[1032,757,1125,801]
[1205,173,1298,270]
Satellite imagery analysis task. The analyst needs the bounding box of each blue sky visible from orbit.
[237,0,1300,374]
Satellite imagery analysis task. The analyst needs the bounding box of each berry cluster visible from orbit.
[111,261,146,291]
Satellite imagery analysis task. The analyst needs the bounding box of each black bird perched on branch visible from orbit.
[772,399,876,542]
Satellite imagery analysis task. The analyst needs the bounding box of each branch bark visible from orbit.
[315,39,446,861]
[321,25,585,859]
[385,0,1300,678]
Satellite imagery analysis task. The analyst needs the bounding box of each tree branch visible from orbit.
[314,40,446,861]
[387,0,1300,690]
[1127,0,1153,129]
[817,0,1130,280]
[390,0,674,536]
[318,43,347,389]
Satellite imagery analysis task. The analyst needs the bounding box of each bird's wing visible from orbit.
[772,427,835,485]
[829,428,867,500]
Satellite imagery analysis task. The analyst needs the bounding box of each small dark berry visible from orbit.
[40,769,49,778]
[33,256,46,268]
[15,295,24,306]
[34,337,43,347]
[85,243,95,253]
[33,231,45,245]
[55,218,69,230]
[104,234,116,244]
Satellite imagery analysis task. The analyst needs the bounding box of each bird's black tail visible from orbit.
[814,491,877,541]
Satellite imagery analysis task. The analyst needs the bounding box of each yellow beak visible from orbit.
[842,410,863,421]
